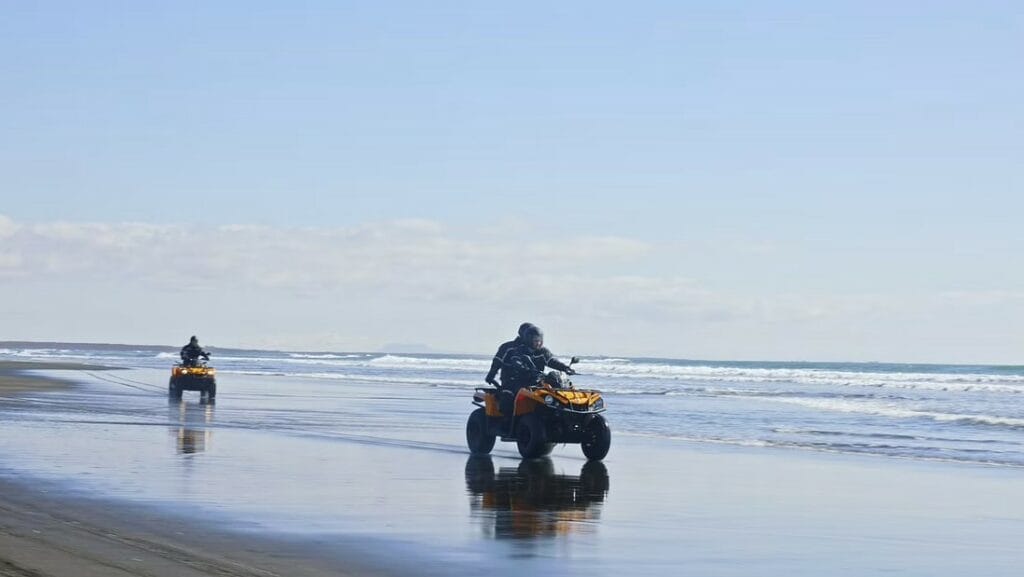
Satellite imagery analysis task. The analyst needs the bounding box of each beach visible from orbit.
[0,361,389,577]
[0,352,1023,576]
[0,361,102,395]
[0,474,385,577]
[5,2,1020,575]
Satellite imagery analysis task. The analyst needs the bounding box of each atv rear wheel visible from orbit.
[516,413,555,459]
[581,414,611,461]
[466,408,496,454]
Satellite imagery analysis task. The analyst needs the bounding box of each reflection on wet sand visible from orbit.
[169,402,215,454]
[465,456,609,541]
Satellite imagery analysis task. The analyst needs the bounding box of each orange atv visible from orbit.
[169,360,216,402]
[466,357,611,460]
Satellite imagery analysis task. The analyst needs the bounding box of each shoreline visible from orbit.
[0,473,396,577]
[0,365,395,577]
[0,360,112,397]
[2,363,1023,576]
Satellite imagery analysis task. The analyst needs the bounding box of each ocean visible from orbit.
[2,342,1023,467]
[1,342,1023,575]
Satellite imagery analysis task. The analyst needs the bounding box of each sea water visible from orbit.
[2,343,1024,467]
[1,343,1023,575]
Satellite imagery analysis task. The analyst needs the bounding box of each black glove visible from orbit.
[485,377,498,386]
[565,367,576,375]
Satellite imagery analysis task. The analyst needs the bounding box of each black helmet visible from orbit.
[190,335,198,344]
[521,325,543,350]
[517,322,535,340]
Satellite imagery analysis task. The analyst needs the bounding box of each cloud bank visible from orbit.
[1,214,1021,363]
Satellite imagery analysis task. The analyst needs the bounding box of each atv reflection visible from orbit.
[168,401,215,454]
[465,456,609,540]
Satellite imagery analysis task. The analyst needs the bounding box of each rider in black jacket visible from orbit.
[180,336,210,367]
[484,323,535,387]
[497,325,574,420]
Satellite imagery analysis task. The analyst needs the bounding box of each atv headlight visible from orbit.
[592,398,604,411]
[544,395,557,407]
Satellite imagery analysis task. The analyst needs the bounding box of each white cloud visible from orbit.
[0,215,755,333]
[2,214,1022,363]
[0,215,999,325]
[935,290,1024,307]
[0,215,655,294]
[0,215,18,239]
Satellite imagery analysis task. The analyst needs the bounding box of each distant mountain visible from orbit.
[379,343,437,354]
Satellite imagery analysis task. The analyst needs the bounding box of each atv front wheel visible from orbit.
[168,379,182,401]
[466,408,496,454]
[581,414,611,461]
[516,413,555,459]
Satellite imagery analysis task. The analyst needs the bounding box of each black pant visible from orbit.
[499,384,525,418]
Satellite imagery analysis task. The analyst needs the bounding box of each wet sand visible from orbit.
[0,360,105,396]
[0,475,394,577]
[0,363,387,577]
[1,364,1023,576]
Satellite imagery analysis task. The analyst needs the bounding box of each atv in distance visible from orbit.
[466,357,611,460]
[169,360,216,403]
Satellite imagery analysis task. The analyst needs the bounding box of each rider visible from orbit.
[180,335,210,367]
[498,325,574,423]
[484,322,535,388]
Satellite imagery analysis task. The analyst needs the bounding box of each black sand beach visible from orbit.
[0,361,394,577]
[0,360,103,395]
[1,362,1024,577]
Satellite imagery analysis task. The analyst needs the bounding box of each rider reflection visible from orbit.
[169,401,215,454]
[465,456,609,540]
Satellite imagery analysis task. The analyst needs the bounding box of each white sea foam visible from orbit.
[579,362,1024,394]
[228,369,480,388]
[366,355,490,371]
[10,345,1024,397]
[0,348,104,362]
[265,354,1024,394]
[259,354,490,372]
[758,395,1024,429]
[287,353,368,360]
[4,346,1024,396]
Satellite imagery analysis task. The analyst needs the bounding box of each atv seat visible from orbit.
[473,387,498,404]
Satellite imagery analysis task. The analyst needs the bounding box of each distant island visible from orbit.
[379,343,438,354]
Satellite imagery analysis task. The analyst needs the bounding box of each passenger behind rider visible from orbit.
[180,335,210,367]
[496,325,575,425]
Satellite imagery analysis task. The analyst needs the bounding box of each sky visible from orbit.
[1,1,1022,363]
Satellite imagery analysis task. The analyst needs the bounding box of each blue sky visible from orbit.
[1,2,1021,362]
